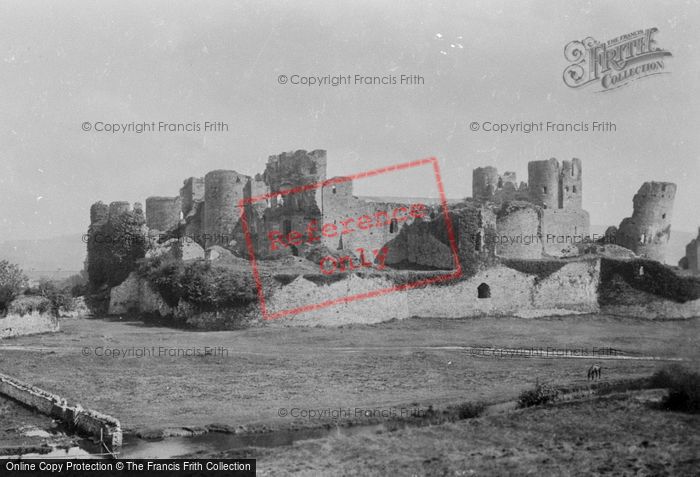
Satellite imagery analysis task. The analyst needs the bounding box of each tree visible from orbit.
[0,260,27,312]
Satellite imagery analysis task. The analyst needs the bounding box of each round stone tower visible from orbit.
[203,170,250,248]
[559,158,582,209]
[617,181,677,262]
[527,158,560,209]
[472,166,499,201]
[145,196,182,232]
[90,201,109,224]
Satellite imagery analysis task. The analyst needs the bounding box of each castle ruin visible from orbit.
[87,151,683,278]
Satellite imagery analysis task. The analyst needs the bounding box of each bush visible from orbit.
[25,279,74,315]
[650,365,700,413]
[455,401,486,419]
[517,381,560,408]
[6,295,52,316]
[0,260,27,313]
[138,256,258,310]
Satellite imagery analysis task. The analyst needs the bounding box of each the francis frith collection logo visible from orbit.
[563,28,672,92]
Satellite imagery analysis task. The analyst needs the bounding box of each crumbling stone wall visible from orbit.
[180,177,204,217]
[319,177,420,260]
[495,202,542,259]
[617,181,676,262]
[263,260,600,325]
[472,167,525,204]
[0,311,59,339]
[541,208,590,257]
[145,196,181,232]
[0,373,122,449]
[383,201,497,275]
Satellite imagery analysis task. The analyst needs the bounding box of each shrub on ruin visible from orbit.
[6,295,52,316]
[86,210,146,290]
[651,364,700,414]
[517,382,560,408]
[599,258,700,303]
[0,260,27,314]
[139,256,258,310]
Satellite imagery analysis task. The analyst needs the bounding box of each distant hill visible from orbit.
[591,225,693,266]
[0,233,86,278]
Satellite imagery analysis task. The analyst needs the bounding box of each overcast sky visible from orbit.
[1,0,698,241]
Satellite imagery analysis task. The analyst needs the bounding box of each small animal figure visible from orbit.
[587,364,602,381]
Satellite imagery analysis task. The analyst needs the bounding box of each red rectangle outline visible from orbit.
[238,157,463,320]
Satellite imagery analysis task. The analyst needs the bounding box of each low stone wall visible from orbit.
[117,256,697,326]
[0,373,122,451]
[0,312,59,339]
[266,260,601,326]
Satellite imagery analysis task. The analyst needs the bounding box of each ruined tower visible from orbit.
[527,158,560,209]
[617,181,676,262]
[90,201,109,225]
[472,167,499,201]
[179,177,204,217]
[203,170,250,248]
[559,158,582,209]
[145,196,181,232]
[264,149,327,210]
[680,228,700,273]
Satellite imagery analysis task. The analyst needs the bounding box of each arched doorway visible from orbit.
[477,283,491,299]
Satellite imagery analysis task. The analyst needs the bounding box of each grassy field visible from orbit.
[0,314,697,435]
[226,393,700,476]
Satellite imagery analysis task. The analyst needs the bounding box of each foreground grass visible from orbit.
[232,395,700,476]
[0,315,697,433]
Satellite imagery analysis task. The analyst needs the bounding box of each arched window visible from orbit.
[477,283,491,299]
[572,186,577,193]
[332,185,337,194]
[389,218,398,233]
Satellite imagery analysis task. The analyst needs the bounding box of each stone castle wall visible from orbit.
[680,228,700,273]
[0,373,122,450]
[180,177,204,217]
[145,196,181,231]
[495,203,541,259]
